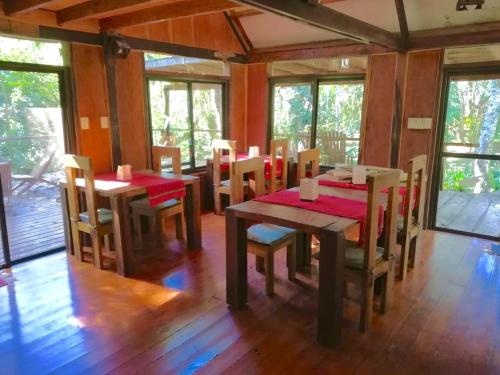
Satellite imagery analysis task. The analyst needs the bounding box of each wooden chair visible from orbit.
[130,146,184,248]
[13,147,58,195]
[64,154,113,269]
[231,157,297,296]
[297,148,320,184]
[268,139,289,193]
[398,154,427,280]
[321,131,353,165]
[212,139,239,214]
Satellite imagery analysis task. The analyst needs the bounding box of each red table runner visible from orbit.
[254,190,384,244]
[97,172,186,207]
[220,153,283,180]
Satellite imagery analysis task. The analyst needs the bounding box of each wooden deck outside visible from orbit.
[436,190,500,238]
[1,185,65,262]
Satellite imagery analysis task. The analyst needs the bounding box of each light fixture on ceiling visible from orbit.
[456,0,485,11]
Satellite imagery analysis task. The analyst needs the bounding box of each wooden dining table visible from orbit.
[225,181,379,348]
[59,170,202,277]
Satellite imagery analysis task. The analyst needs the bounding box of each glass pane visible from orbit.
[0,36,64,66]
[192,83,223,167]
[272,83,313,159]
[148,80,191,169]
[436,157,499,237]
[0,70,66,261]
[144,53,227,77]
[316,81,364,166]
[444,78,500,155]
[271,56,367,77]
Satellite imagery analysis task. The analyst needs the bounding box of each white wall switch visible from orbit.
[408,117,432,130]
[100,116,109,129]
[80,117,89,130]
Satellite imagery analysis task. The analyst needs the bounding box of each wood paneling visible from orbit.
[361,53,397,167]
[115,51,148,169]
[399,49,442,170]
[121,13,244,54]
[229,63,247,151]
[246,63,268,151]
[71,43,112,174]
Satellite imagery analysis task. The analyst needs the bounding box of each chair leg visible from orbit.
[287,239,296,281]
[409,234,419,269]
[304,234,312,265]
[174,213,184,240]
[104,234,111,253]
[380,261,395,314]
[265,250,274,296]
[132,210,142,249]
[70,225,83,261]
[398,232,411,280]
[91,231,104,270]
[256,255,265,273]
[359,277,374,332]
[214,191,221,215]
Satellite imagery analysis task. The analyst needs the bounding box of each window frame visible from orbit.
[145,74,228,173]
[268,74,366,165]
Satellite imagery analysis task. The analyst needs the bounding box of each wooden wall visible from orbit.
[229,63,248,151]
[246,63,269,151]
[71,43,112,174]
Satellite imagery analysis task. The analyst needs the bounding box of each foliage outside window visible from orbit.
[0,36,64,66]
[148,78,225,170]
[271,78,365,165]
[442,78,500,193]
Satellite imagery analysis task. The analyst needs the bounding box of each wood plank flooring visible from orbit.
[436,190,500,238]
[0,213,499,374]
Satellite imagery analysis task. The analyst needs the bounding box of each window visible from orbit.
[147,78,226,169]
[270,77,365,165]
[144,53,228,77]
[0,35,64,66]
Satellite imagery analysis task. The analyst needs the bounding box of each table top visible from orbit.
[60,170,198,197]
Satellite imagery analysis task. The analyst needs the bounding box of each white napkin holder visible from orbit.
[300,178,318,201]
[248,146,260,157]
[117,164,132,180]
[352,165,367,185]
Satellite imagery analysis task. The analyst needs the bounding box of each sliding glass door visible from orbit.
[432,70,500,239]
[147,77,226,170]
[270,76,365,164]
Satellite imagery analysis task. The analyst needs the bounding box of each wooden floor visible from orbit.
[1,185,64,262]
[436,190,500,238]
[0,213,499,374]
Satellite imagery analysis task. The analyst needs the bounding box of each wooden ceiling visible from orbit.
[1,0,500,58]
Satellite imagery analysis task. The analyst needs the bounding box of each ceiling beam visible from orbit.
[233,0,406,51]
[224,11,253,53]
[394,0,409,40]
[99,0,239,31]
[3,0,55,15]
[56,0,158,25]
[409,22,500,49]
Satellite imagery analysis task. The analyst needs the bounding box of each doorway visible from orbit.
[0,38,73,264]
[431,68,500,240]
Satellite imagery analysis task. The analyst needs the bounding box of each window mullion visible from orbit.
[187,81,195,169]
[310,79,319,149]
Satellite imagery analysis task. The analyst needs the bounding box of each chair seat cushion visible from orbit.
[247,223,296,246]
[129,197,181,211]
[345,246,385,269]
[79,208,113,225]
[221,180,249,187]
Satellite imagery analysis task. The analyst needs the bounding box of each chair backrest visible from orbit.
[230,157,265,205]
[270,139,289,192]
[31,147,58,179]
[322,131,348,165]
[64,154,99,228]
[212,139,237,187]
[152,146,181,174]
[363,170,401,270]
[403,154,427,235]
[297,148,320,183]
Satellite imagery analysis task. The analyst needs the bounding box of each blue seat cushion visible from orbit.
[247,223,296,246]
[129,197,181,210]
[79,208,113,225]
[345,246,385,269]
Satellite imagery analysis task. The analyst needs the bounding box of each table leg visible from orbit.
[226,208,247,308]
[295,232,312,270]
[59,185,73,256]
[317,227,345,348]
[111,194,134,276]
[185,179,202,250]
